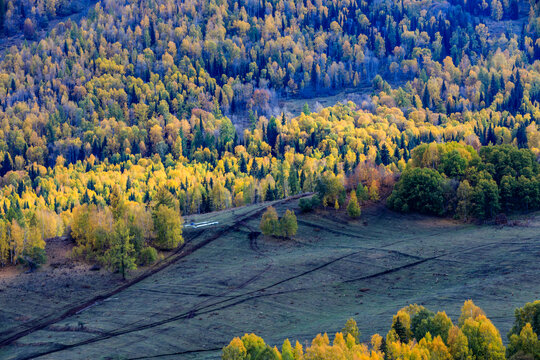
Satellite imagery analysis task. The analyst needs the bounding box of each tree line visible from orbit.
[388,142,540,220]
[222,299,540,360]
[0,101,538,267]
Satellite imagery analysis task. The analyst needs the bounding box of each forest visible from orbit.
[0,0,537,271]
[222,300,540,360]
[0,0,539,358]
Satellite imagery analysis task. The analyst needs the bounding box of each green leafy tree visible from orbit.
[222,337,247,360]
[472,178,500,220]
[411,309,453,343]
[346,191,361,218]
[241,333,267,359]
[279,210,298,238]
[260,206,279,236]
[342,318,361,343]
[316,173,345,208]
[152,205,183,250]
[447,326,473,360]
[456,180,473,220]
[441,150,467,178]
[281,339,294,360]
[411,308,435,341]
[388,168,446,215]
[104,220,137,280]
[356,183,369,202]
[461,315,506,360]
[509,300,540,340]
[302,103,311,115]
[507,323,540,360]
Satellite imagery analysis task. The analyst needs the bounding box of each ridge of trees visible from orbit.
[0,101,538,267]
[222,299,540,360]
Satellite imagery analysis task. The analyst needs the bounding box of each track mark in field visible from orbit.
[12,200,526,359]
[92,203,291,343]
[0,228,204,344]
[9,194,312,359]
[126,347,222,359]
[297,219,425,260]
[15,247,364,359]
[12,236,523,360]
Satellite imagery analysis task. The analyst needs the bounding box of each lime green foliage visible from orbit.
[260,207,297,238]
[316,173,346,208]
[346,191,362,218]
[138,247,158,266]
[513,301,540,334]
[356,184,369,202]
[103,220,137,280]
[341,318,361,343]
[279,210,298,238]
[152,205,183,250]
[260,206,279,236]
[507,323,540,360]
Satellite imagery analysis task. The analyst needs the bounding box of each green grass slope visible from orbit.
[1,200,539,360]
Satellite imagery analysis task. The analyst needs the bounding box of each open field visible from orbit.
[0,198,539,360]
[0,237,123,342]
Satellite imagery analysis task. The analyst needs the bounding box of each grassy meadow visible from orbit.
[1,198,539,360]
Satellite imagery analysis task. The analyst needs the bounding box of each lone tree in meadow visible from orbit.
[279,210,298,237]
[260,207,297,238]
[347,191,361,218]
[260,206,279,236]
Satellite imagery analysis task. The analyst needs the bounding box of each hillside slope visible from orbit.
[1,201,538,360]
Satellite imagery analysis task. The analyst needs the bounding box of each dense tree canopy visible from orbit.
[388,142,540,219]
[0,0,539,266]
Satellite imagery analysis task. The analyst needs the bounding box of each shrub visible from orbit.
[19,246,47,271]
[347,191,361,218]
[139,246,158,266]
[279,210,298,237]
[299,198,313,212]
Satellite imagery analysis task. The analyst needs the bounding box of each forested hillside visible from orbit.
[0,0,538,269]
[0,0,94,37]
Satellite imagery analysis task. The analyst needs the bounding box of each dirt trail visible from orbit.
[0,193,312,357]
[3,205,539,360]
